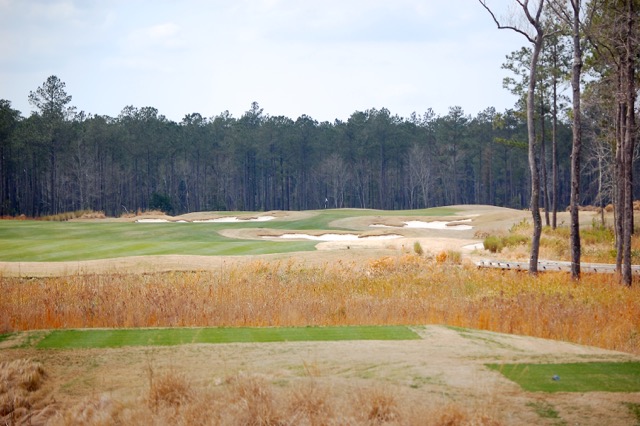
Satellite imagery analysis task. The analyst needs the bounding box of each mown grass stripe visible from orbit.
[37,326,420,349]
[0,207,457,261]
[487,362,640,392]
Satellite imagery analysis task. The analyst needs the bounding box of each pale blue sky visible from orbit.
[1,0,524,122]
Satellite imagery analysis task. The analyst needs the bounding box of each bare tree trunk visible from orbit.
[552,58,559,229]
[569,0,583,280]
[540,104,550,227]
[528,38,544,274]
[478,0,547,274]
[598,155,605,225]
[615,99,624,271]
[621,0,636,285]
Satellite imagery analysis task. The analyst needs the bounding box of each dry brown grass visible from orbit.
[40,210,105,222]
[2,256,640,354]
[0,359,55,424]
[43,369,502,425]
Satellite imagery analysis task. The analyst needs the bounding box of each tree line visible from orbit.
[2,87,578,218]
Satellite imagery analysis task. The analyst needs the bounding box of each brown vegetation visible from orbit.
[0,359,55,424]
[2,256,639,354]
[38,368,500,425]
[1,356,504,425]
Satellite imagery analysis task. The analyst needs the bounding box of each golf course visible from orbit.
[2,206,640,425]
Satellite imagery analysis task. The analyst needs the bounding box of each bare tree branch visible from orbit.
[478,0,537,43]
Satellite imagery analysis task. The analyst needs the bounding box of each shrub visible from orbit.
[509,218,530,233]
[435,251,448,263]
[148,372,192,410]
[413,241,424,256]
[446,250,462,264]
[149,193,173,214]
[483,236,504,253]
[582,222,615,245]
[503,234,529,247]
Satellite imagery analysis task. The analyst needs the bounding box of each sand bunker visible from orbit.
[193,216,276,223]
[272,233,402,242]
[371,219,473,231]
[136,216,275,223]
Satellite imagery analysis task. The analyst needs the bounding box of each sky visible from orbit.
[0,0,527,123]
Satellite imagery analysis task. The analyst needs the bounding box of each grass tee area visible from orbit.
[36,326,420,349]
[487,362,640,392]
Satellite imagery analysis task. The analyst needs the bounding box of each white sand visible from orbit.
[272,233,402,242]
[194,216,276,223]
[137,216,276,223]
[371,219,473,230]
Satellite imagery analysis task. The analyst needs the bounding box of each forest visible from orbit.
[0,89,595,218]
[0,1,637,221]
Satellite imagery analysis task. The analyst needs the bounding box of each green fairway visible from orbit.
[0,208,456,261]
[487,362,640,392]
[0,221,316,261]
[36,326,421,349]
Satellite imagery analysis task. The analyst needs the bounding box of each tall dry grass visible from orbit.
[2,358,502,425]
[2,256,639,354]
[0,359,55,425]
[39,210,106,221]
[51,369,502,425]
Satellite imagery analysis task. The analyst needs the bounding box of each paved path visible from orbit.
[476,259,640,274]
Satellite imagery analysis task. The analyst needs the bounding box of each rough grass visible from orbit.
[0,359,53,424]
[0,357,503,425]
[2,257,640,354]
[484,218,638,263]
[16,364,502,426]
[487,362,640,392]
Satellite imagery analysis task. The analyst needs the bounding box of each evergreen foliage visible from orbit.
[1,91,577,217]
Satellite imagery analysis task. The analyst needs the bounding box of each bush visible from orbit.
[435,250,462,264]
[503,234,529,247]
[509,218,530,233]
[149,193,173,214]
[435,251,448,263]
[413,241,424,256]
[446,250,462,264]
[483,236,504,253]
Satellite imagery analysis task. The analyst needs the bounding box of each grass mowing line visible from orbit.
[0,207,458,261]
[37,326,420,349]
[0,221,318,261]
[487,362,640,392]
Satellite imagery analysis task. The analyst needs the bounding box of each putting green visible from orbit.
[487,362,640,392]
[36,326,421,349]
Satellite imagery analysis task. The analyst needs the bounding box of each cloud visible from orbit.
[126,22,182,50]
[0,0,522,122]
